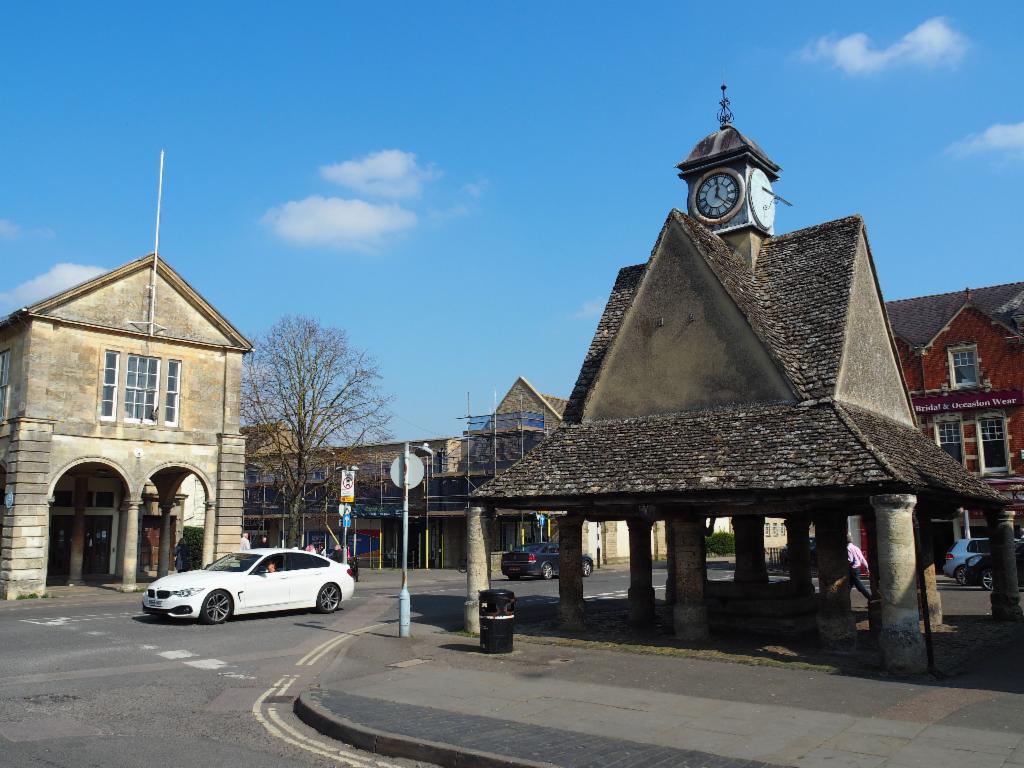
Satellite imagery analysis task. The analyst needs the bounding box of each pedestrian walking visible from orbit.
[258,535,269,548]
[239,532,250,550]
[174,537,190,573]
[847,533,871,599]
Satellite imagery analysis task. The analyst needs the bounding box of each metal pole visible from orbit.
[399,441,411,637]
[148,149,164,337]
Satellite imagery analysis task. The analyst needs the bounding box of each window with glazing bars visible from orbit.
[100,351,119,420]
[165,360,181,426]
[125,355,160,422]
[951,348,978,388]
[979,417,1008,472]
[0,349,9,419]
[936,421,963,464]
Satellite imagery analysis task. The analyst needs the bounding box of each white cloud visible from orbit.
[262,195,417,249]
[0,263,106,311]
[573,299,605,320]
[802,17,967,75]
[0,219,21,238]
[461,179,490,199]
[947,121,1024,160]
[320,149,440,199]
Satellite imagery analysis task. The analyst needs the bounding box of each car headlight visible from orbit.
[171,587,206,598]
[965,555,982,566]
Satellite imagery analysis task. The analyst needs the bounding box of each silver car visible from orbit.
[943,538,989,584]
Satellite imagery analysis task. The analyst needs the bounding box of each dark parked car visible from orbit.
[500,543,594,580]
[963,543,1024,591]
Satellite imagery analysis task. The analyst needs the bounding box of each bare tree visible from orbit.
[242,315,391,547]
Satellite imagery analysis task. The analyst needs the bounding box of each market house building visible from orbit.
[0,256,251,598]
[887,283,1024,548]
[466,104,1019,674]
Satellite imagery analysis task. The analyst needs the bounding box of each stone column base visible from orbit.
[817,611,856,654]
[673,603,709,641]
[880,619,927,674]
[992,593,1024,622]
[628,586,656,626]
[464,599,480,635]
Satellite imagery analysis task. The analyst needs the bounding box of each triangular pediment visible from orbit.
[835,230,915,425]
[27,256,251,349]
[581,215,794,421]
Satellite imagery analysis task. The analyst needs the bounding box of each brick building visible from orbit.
[886,282,1024,550]
[0,256,250,598]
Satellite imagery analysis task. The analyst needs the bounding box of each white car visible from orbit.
[142,548,355,624]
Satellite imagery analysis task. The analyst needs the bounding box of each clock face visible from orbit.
[695,171,741,222]
[748,168,776,231]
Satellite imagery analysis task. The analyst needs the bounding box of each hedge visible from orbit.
[705,531,735,556]
[182,525,205,571]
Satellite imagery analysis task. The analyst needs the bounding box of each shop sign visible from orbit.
[912,389,1024,415]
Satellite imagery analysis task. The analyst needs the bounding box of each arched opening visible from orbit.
[47,461,131,586]
[142,465,213,577]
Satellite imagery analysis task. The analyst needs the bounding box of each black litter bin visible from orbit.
[479,589,515,653]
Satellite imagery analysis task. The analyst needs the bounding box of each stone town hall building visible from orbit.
[0,256,250,598]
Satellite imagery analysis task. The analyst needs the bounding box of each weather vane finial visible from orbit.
[717,83,734,128]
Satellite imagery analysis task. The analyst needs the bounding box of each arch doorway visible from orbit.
[142,466,214,579]
[47,461,130,586]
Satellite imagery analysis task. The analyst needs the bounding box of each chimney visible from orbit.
[720,228,768,270]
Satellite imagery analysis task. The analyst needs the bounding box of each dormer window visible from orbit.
[948,346,978,389]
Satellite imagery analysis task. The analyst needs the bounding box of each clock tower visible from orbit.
[676,85,781,266]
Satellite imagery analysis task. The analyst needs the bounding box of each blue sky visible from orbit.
[2,3,1022,440]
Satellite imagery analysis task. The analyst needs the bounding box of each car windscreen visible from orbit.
[206,553,261,572]
[511,544,543,553]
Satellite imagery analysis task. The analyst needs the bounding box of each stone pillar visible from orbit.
[0,418,54,600]
[559,515,585,630]
[871,494,927,674]
[67,476,89,585]
[114,501,127,578]
[158,504,173,578]
[626,517,655,626]
[985,508,1023,622]
[673,513,709,640]
[786,515,813,596]
[814,512,856,653]
[215,433,246,558]
[202,501,217,567]
[120,501,142,591]
[664,518,676,605]
[733,515,768,584]
[915,512,942,625]
[464,504,490,634]
[863,512,882,637]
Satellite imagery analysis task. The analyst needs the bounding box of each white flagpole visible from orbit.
[148,149,165,336]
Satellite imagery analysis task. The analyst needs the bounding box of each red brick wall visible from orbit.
[899,307,1023,476]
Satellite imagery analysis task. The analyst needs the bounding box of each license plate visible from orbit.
[146,599,163,607]
[508,566,519,572]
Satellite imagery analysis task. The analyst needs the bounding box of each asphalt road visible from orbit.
[0,564,995,767]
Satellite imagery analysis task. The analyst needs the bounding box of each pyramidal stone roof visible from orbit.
[885,281,1024,348]
[476,210,1003,507]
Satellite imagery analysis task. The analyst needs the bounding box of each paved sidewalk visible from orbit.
[299,620,1024,768]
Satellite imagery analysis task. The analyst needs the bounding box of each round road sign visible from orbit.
[389,454,424,488]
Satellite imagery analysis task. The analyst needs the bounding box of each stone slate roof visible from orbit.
[474,402,1002,505]
[885,282,1024,348]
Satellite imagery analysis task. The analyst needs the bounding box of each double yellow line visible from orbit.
[295,623,386,667]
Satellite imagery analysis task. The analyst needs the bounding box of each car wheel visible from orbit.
[315,583,342,614]
[954,565,967,586]
[981,568,994,591]
[582,560,593,577]
[199,590,232,625]
[541,562,554,580]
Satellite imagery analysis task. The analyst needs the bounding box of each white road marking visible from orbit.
[219,672,256,680]
[19,612,135,627]
[158,650,195,660]
[184,658,228,670]
[140,645,159,650]
[296,623,386,667]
